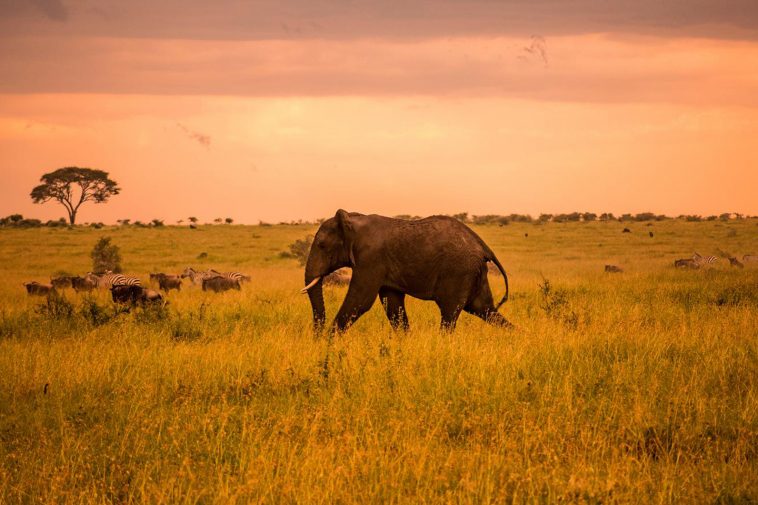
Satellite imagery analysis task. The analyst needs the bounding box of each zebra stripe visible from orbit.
[182,267,250,284]
[209,269,250,283]
[86,271,142,288]
[181,267,219,285]
[692,253,718,266]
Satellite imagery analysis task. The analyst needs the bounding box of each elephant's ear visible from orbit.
[335,209,353,235]
[335,209,356,266]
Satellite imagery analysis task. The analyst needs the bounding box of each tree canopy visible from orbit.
[30,167,120,225]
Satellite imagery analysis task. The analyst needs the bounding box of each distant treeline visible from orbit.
[0,212,752,229]
[393,212,750,224]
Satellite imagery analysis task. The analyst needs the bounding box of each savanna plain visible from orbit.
[0,219,756,504]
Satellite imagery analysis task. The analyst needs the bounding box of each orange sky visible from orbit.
[1,1,757,223]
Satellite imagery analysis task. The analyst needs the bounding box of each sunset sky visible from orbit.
[1,0,757,224]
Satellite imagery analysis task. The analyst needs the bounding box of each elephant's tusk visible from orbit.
[300,277,321,294]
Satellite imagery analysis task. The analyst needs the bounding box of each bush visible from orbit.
[45,218,68,227]
[91,237,122,273]
[472,215,509,225]
[283,235,313,266]
[151,219,164,227]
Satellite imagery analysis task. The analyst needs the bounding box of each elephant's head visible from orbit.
[302,209,356,330]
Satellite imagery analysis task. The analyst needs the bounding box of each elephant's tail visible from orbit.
[487,254,509,309]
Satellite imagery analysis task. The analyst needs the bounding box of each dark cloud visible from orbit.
[32,0,67,21]
[0,0,756,40]
[177,123,211,148]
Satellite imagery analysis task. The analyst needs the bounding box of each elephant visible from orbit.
[302,209,511,333]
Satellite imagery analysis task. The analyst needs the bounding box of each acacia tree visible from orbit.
[30,167,120,225]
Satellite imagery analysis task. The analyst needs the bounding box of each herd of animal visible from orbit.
[22,267,253,306]
[21,265,353,306]
[673,253,757,270]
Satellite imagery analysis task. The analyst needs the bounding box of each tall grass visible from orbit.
[0,220,756,503]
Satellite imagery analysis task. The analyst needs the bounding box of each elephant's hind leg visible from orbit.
[379,287,409,331]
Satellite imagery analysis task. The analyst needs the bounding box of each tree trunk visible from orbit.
[68,209,76,225]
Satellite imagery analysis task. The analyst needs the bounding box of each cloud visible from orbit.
[31,0,67,21]
[1,35,757,107]
[176,123,211,147]
[0,0,757,40]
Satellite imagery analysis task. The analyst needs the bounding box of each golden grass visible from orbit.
[0,219,756,503]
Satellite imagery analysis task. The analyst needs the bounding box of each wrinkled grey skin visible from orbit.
[304,210,510,333]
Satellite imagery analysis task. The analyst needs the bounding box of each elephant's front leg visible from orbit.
[333,271,382,333]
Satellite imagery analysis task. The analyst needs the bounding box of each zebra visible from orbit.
[86,271,142,288]
[692,253,718,267]
[181,267,220,285]
[182,267,250,284]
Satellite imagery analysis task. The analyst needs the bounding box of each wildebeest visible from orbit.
[202,276,241,293]
[622,228,631,233]
[649,231,654,238]
[50,276,74,289]
[728,257,744,268]
[183,267,250,285]
[23,281,55,296]
[111,285,163,306]
[71,276,97,292]
[604,265,623,273]
[150,273,183,292]
[323,269,351,286]
[674,258,700,269]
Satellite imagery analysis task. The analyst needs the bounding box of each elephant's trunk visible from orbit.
[306,278,326,331]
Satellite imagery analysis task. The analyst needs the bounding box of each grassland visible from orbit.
[0,219,756,504]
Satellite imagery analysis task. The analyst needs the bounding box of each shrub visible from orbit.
[634,212,657,221]
[472,215,509,225]
[151,219,165,227]
[283,235,313,266]
[34,294,74,320]
[17,218,43,228]
[91,237,122,273]
[225,218,234,224]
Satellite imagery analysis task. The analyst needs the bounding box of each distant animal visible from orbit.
[86,271,142,288]
[71,276,97,292]
[728,257,744,269]
[111,285,163,306]
[604,265,623,273]
[302,209,510,333]
[150,273,183,292]
[202,276,241,293]
[23,281,55,296]
[50,276,74,289]
[524,233,528,238]
[649,231,654,238]
[622,228,631,233]
[209,269,251,283]
[323,269,351,286]
[743,254,758,263]
[674,258,699,269]
[183,266,250,284]
[181,267,220,285]
[189,223,197,229]
[692,253,718,267]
